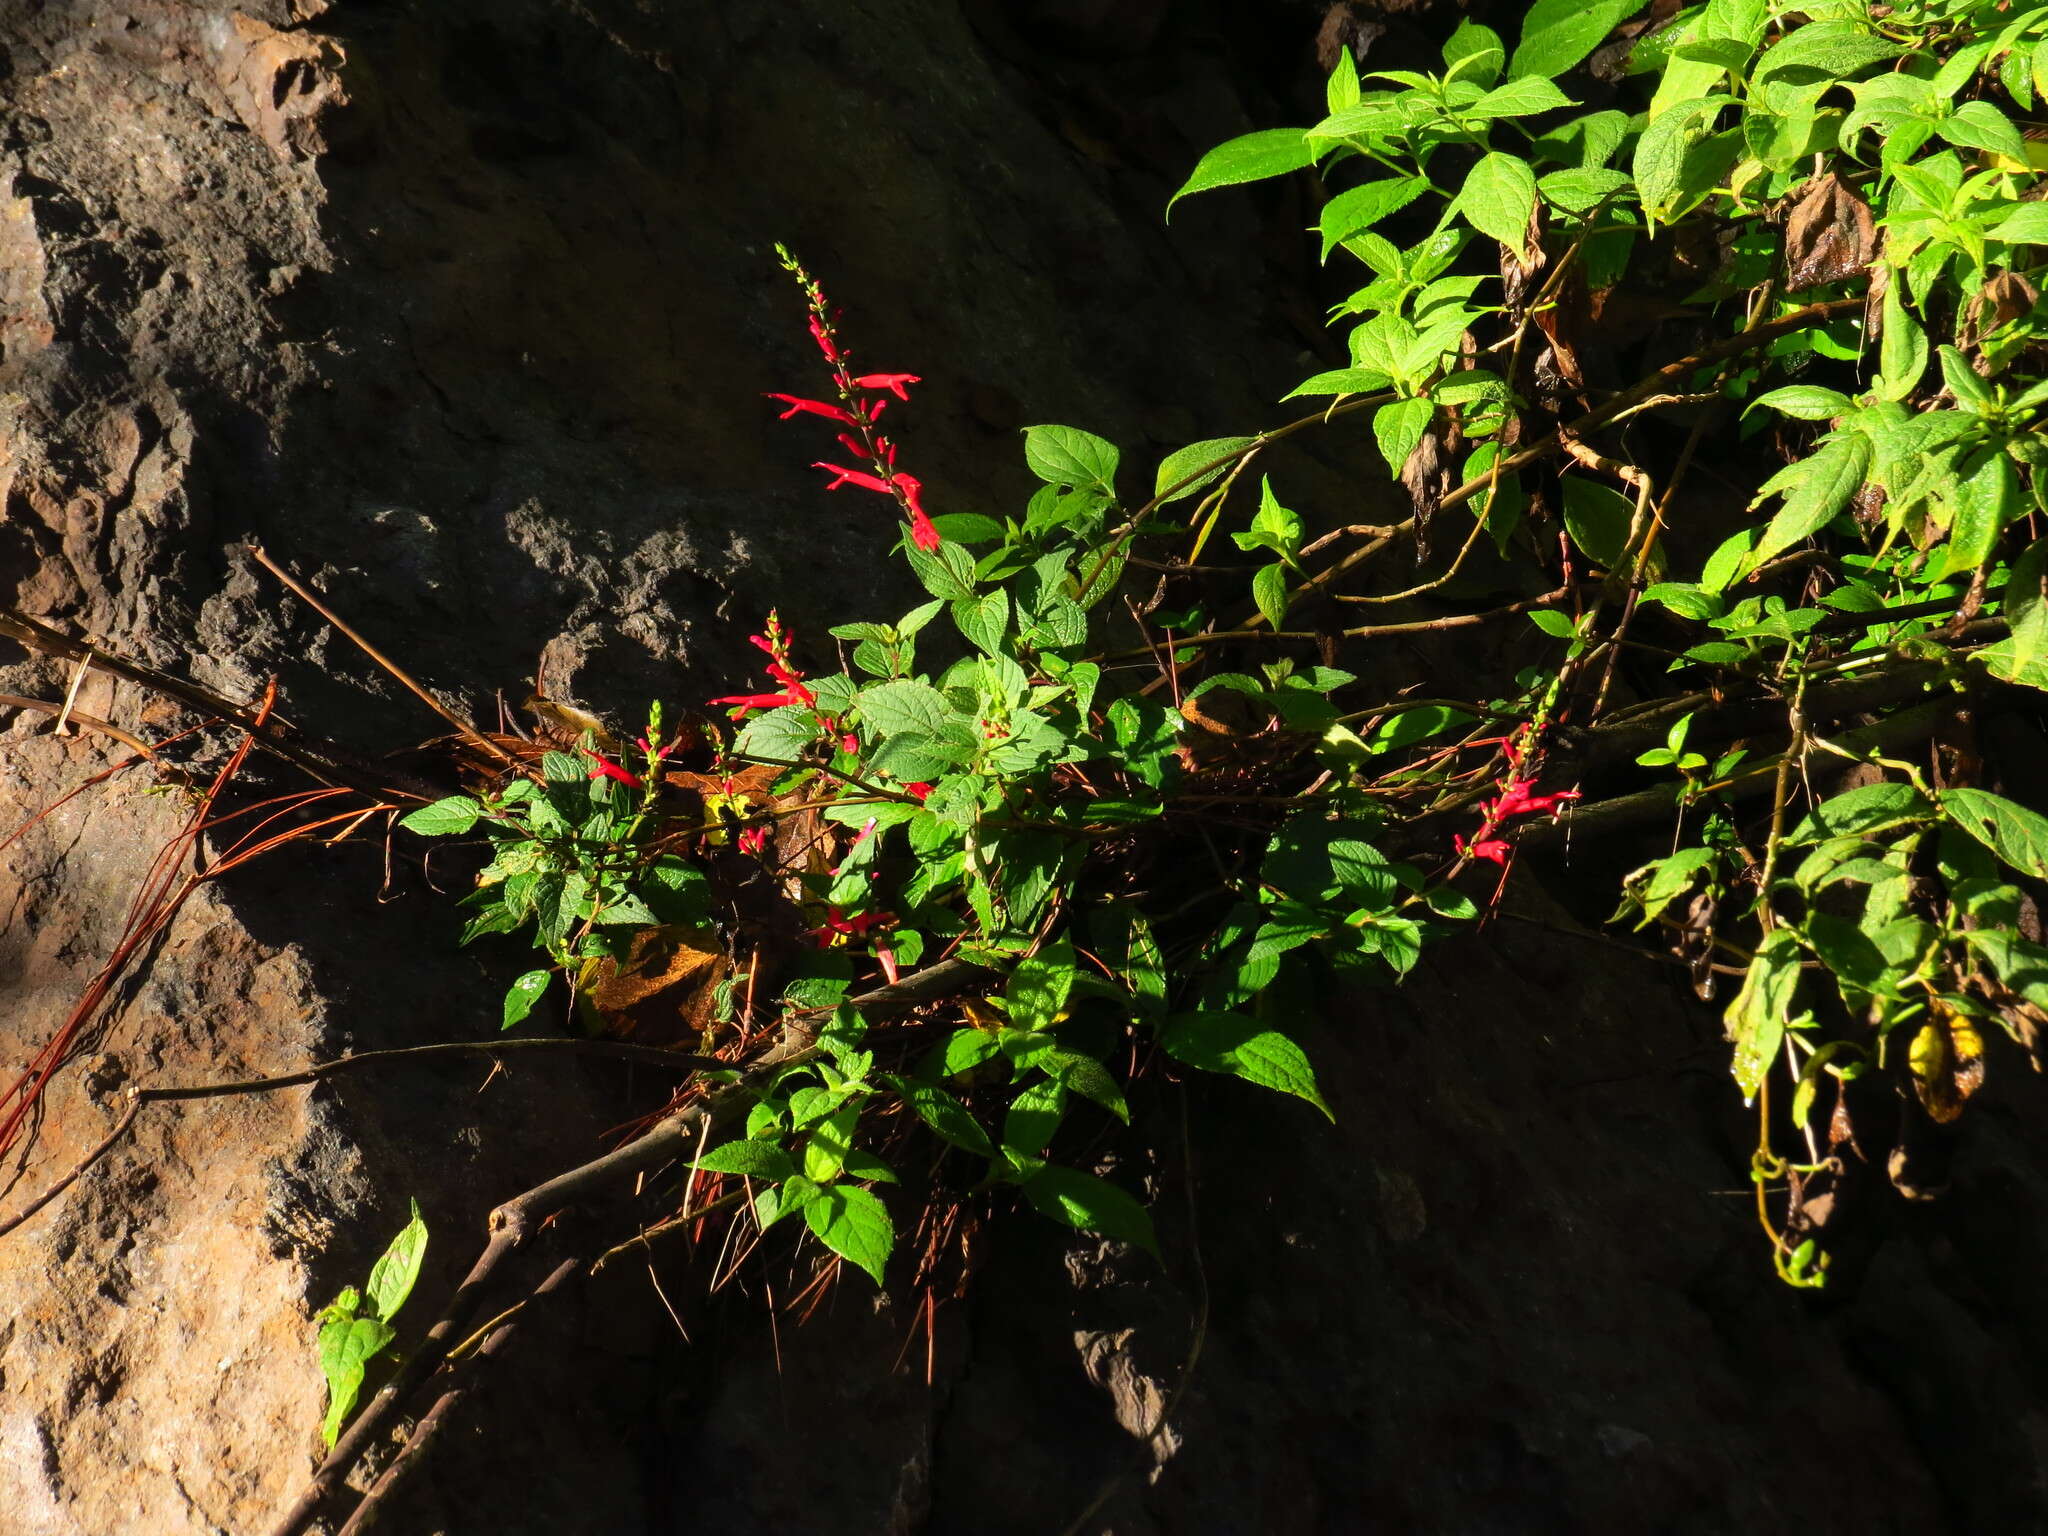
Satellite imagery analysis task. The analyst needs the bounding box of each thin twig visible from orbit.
[247,545,516,765]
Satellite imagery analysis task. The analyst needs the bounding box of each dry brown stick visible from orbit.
[0,693,164,762]
[1518,701,1946,847]
[0,606,446,801]
[267,955,988,1536]
[247,544,516,765]
[332,1255,583,1536]
[0,1039,725,1242]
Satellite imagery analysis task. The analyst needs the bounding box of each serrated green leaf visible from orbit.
[1746,385,1852,421]
[319,1316,396,1447]
[697,1138,799,1181]
[364,1201,428,1324]
[1372,396,1434,478]
[1168,128,1316,216]
[1318,178,1430,261]
[1252,563,1291,630]
[501,970,550,1030]
[952,590,1010,657]
[1943,788,2048,879]
[1001,1078,1067,1168]
[1154,437,1256,504]
[400,796,483,837]
[1022,1165,1158,1255]
[1471,76,1574,119]
[1786,783,1934,843]
[1749,431,1871,568]
[906,1082,997,1159]
[1458,153,1537,261]
[1284,367,1393,401]
[1989,203,2048,245]
[1726,928,1802,1099]
[1941,445,2019,581]
[1160,1012,1332,1118]
[1509,0,1647,81]
[804,1185,893,1285]
[1934,100,2027,163]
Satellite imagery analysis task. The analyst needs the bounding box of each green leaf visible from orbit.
[1022,1166,1159,1255]
[1001,1078,1067,1168]
[1943,788,2048,879]
[1934,100,2027,163]
[1283,367,1393,401]
[1941,445,2019,581]
[1725,928,1801,1100]
[1251,563,1291,630]
[804,1185,894,1285]
[1372,396,1434,478]
[734,703,821,763]
[1168,128,1315,216]
[1989,203,2048,246]
[1509,0,1646,81]
[1787,783,1934,843]
[1318,178,1430,261]
[1444,19,1506,84]
[1154,436,1256,504]
[1876,275,1928,403]
[363,1201,428,1324]
[856,680,957,738]
[319,1315,397,1446]
[400,796,483,837]
[697,1138,799,1181]
[1457,153,1538,262]
[1753,20,1901,86]
[1007,940,1078,1031]
[1043,1049,1130,1123]
[1160,1012,1332,1118]
[501,970,550,1030]
[1537,166,1633,217]
[904,538,981,600]
[803,1104,861,1183]
[1633,96,1733,224]
[1746,385,1852,421]
[1561,476,1638,570]
[1749,431,1871,568]
[1471,77,1574,119]
[1528,609,1578,639]
[905,1081,997,1158]
[952,590,1010,657]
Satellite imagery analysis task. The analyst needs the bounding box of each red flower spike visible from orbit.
[584,750,643,790]
[764,393,858,425]
[737,826,770,857]
[853,372,920,400]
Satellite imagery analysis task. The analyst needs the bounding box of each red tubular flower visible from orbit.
[893,472,942,552]
[584,750,643,789]
[810,908,892,947]
[901,782,933,802]
[706,691,805,713]
[765,393,859,424]
[737,826,770,856]
[853,372,920,400]
[813,462,895,495]
[1453,833,1511,866]
[1489,779,1581,821]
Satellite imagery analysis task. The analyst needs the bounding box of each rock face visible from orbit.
[3,3,2047,1534]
